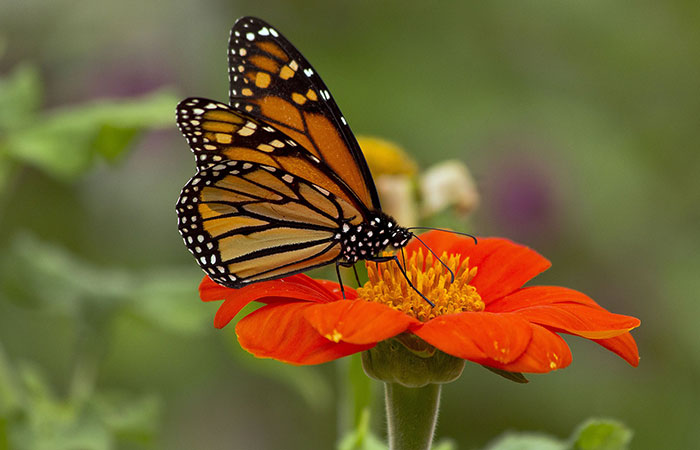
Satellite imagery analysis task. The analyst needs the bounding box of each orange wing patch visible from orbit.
[255,41,288,61]
[249,55,280,74]
[304,112,373,207]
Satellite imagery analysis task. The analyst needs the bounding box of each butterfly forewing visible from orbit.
[227,16,380,210]
[177,97,367,216]
[177,160,359,287]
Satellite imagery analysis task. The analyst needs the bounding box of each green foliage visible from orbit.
[0,64,177,188]
[343,354,377,427]
[0,64,41,131]
[572,419,633,450]
[485,433,567,450]
[337,408,387,450]
[482,366,529,384]
[1,233,210,335]
[484,419,632,450]
[0,353,159,450]
[0,234,209,449]
[221,312,333,411]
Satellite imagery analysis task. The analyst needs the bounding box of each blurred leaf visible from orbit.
[93,124,139,161]
[92,391,160,444]
[0,149,16,194]
[128,268,211,336]
[4,89,178,180]
[1,233,134,317]
[347,353,373,428]
[484,431,567,450]
[0,64,41,130]
[433,439,458,450]
[482,366,529,384]
[484,419,633,450]
[0,344,21,417]
[4,361,158,450]
[13,362,112,450]
[571,419,632,450]
[223,312,333,411]
[337,408,386,450]
[2,233,212,338]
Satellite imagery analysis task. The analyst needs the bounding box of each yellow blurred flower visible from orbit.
[357,136,479,224]
[357,136,417,177]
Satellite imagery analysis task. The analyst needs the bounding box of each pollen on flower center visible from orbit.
[357,248,484,322]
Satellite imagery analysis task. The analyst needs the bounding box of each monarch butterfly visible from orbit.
[176,17,461,304]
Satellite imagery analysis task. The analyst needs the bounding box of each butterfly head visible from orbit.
[388,220,412,250]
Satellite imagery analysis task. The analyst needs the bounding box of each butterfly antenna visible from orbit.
[410,233,455,283]
[407,227,478,245]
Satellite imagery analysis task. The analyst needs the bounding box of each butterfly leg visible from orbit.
[335,261,363,297]
[368,255,436,307]
[335,262,347,299]
[351,264,361,287]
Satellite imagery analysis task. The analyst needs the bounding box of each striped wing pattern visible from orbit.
[176,97,367,215]
[177,160,362,287]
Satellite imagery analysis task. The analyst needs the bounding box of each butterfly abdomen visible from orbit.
[337,211,412,263]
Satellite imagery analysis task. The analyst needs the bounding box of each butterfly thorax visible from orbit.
[337,211,412,263]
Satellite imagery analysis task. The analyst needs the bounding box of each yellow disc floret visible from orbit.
[358,249,484,322]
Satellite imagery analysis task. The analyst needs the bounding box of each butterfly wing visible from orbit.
[177,159,364,287]
[177,97,365,220]
[227,16,381,211]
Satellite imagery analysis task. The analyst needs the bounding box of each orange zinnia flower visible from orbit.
[200,232,640,373]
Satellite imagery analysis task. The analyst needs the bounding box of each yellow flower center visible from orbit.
[358,249,484,321]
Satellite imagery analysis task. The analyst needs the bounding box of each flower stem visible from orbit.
[384,382,441,450]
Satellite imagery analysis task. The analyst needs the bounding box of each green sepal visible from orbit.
[361,337,464,387]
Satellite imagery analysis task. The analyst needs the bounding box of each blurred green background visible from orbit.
[1,1,698,449]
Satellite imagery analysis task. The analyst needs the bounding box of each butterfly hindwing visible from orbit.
[177,159,362,287]
[227,16,380,210]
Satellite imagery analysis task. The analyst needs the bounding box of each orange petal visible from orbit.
[205,275,343,328]
[482,323,573,373]
[199,275,233,302]
[304,300,419,345]
[413,312,533,364]
[236,302,372,365]
[488,286,599,311]
[462,238,551,303]
[491,287,641,338]
[314,279,358,300]
[593,332,640,367]
[405,235,550,302]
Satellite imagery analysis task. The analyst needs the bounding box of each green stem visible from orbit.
[384,382,441,450]
[68,323,103,405]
